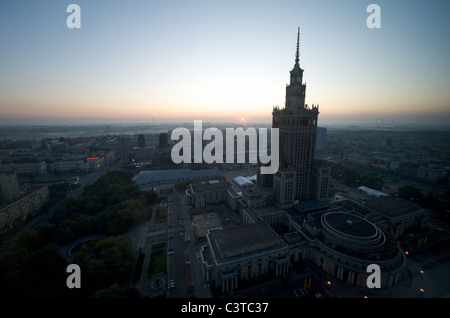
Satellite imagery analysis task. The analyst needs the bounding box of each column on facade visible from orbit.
[222,277,227,294]
[348,271,355,284]
[337,266,343,280]
[221,271,238,293]
[275,257,290,277]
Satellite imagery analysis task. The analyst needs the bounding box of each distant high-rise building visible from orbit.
[133,146,154,162]
[159,132,168,148]
[0,169,20,202]
[272,28,329,207]
[137,134,146,148]
[118,137,129,165]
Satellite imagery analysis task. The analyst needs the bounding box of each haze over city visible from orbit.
[0,0,449,128]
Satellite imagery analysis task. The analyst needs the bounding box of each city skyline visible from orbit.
[1,0,449,128]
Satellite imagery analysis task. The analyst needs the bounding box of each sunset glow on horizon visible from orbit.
[1,0,449,127]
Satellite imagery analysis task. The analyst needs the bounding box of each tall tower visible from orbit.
[272,28,320,207]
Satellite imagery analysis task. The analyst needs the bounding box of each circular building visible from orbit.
[321,212,386,252]
[301,211,406,288]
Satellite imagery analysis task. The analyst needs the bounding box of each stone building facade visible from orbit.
[0,185,49,229]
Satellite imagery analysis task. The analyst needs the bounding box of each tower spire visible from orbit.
[295,27,300,65]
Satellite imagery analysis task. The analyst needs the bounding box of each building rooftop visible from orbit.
[242,186,274,199]
[293,200,328,214]
[132,168,219,186]
[226,186,240,198]
[191,178,231,193]
[323,212,378,239]
[364,196,423,218]
[208,223,286,264]
[0,185,48,211]
[233,176,254,188]
[242,205,284,224]
[358,185,389,198]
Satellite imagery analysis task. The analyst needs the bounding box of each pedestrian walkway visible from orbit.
[128,205,162,298]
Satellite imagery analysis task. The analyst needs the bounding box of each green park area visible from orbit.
[155,207,168,224]
[148,242,167,276]
[331,163,384,190]
[0,170,159,298]
[159,188,173,194]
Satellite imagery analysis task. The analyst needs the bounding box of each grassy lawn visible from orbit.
[155,207,168,224]
[149,243,167,276]
[158,197,168,204]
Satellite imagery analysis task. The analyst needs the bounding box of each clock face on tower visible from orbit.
[291,77,295,84]
[297,77,302,83]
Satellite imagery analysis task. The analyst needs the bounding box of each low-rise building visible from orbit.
[50,160,88,174]
[200,222,295,294]
[330,196,429,237]
[187,179,232,209]
[357,185,389,198]
[0,161,47,176]
[295,210,405,288]
[86,156,105,170]
[0,169,20,202]
[133,168,219,187]
[416,166,448,183]
[0,185,49,229]
[199,194,424,294]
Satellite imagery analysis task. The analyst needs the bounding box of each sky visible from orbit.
[0,0,449,127]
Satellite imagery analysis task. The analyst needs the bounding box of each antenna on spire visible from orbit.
[295,27,300,64]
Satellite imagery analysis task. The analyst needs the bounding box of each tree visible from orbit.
[0,243,66,298]
[48,183,71,203]
[143,190,159,205]
[72,236,135,293]
[14,228,43,252]
[94,283,127,298]
[398,185,424,202]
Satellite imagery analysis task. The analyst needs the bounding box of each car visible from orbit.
[314,293,322,298]
[168,280,175,289]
